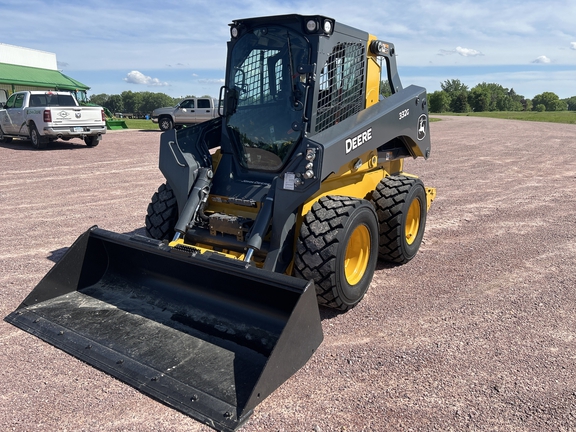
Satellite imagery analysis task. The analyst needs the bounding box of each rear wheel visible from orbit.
[0,126,12,143]
[371,175,427,264]
[145,183,178,240]
[29,123,47,149]
[84,136,99,147]
[294,196,379,311]
[158,117,173,131]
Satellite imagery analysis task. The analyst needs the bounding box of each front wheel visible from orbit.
[29,123,47,149]
[158,117,173,131]
[294,196,379,311]
[371,175,428,264]
[145,183,178,240]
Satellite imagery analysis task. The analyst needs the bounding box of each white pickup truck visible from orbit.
[151,97,218,131]
[0,91,106,149]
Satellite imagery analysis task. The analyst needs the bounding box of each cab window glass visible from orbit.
[198,99,211,109]
[14,94,25,108]
[180,100,194,109]
[5,94,16,108]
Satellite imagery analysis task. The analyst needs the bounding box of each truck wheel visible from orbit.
[158,117,173,131]
[145,183,178,240]
[294,196,379,311]
[0,126,12,143]
[29,123,47,149]
[84,136,99,147]
[371,175,427,264]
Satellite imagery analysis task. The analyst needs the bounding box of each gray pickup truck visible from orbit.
[151,97,218,131]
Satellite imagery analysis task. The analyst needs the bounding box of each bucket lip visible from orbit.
[5,307,254,431]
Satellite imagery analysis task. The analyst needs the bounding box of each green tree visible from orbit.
[380,80,392,97]
[440,79,469,113]
[532,92,565,111]
[467,83,525,112]
[441,79,468,93]
[428,90,450,113]
[451,91,470,113]
[139,92,177,114]
[564,96,576,111]
[89,93,109,106]
[106,94,124,113]
[469,87,490,112]
[121,90,143,114]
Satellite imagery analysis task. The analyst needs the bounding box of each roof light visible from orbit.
[323,20,332,34]
[306,19,318,32]
[230,26,239,38]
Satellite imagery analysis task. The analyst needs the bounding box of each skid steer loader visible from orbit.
[6,14,435,431]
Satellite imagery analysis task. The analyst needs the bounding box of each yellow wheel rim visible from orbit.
[405,199,421,245]
[344,225,370,285]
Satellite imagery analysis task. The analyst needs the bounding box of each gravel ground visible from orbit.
[1,116,576,431]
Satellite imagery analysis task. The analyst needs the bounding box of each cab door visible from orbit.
[195,98,214,123]
[173,99,196,124]
[1,93,26,134]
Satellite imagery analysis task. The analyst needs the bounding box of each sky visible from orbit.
[1,0,575,100]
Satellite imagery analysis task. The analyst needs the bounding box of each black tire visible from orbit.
[294,196,379,311]
[371,175,427,264]
[29,123,47,149]
[158,117,173,131]
[145,183,179,240]
[84,136,99,147]
[0,126,12,143]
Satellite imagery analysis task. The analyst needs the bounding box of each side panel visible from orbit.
[313,85,431,180]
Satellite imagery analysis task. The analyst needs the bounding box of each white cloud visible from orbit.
[438,46,484,57]
[571,42,576,50]
[455,46,484,57]
[198,78,225,84]
[532,55,551,64]
[123,71,169,86]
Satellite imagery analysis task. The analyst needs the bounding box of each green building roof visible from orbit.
[0,62,89,91]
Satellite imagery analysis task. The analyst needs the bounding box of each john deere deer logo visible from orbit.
[417,114,427,141]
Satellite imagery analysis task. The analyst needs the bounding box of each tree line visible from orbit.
[426,79,576,113]
[89,91,191,116]
[91,82,576,116]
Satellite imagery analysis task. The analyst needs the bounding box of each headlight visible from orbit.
[369,40,390,56]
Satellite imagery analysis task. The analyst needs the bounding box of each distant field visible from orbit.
[434,111,576,125]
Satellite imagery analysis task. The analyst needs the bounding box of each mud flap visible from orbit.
[5,227,323,431]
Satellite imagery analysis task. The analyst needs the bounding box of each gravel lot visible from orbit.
[1,116,576,431]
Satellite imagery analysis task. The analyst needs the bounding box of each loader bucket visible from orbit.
[105,119,128,130]
[5,227,323,431]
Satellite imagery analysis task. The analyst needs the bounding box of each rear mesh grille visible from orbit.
[315,43,366,133]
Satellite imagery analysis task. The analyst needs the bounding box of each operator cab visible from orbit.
[225,24,310,172]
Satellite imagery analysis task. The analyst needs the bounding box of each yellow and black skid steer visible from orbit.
[6,14,435,431]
